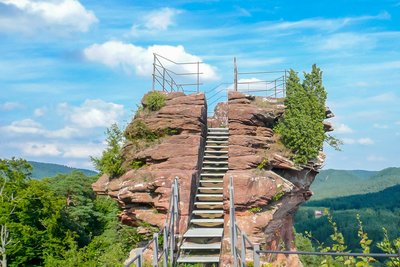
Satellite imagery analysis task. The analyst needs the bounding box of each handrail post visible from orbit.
[284,70,287,97]
[253,244,260,267]
[163,227,168,267]
[153,233,159,267]
[162,69,166,92]
[197,61,200,93]
[138,250,143,267]
[241,233,246,267]
[234,57,238,92]
[152,54,156,91]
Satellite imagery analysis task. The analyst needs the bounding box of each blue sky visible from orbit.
[0,0,399,170]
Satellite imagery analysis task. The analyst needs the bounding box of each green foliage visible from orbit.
[275,65,333,164]
[125,120,159,141]
[257,158,269,170]
[143,91,166,111]
[271,185,285,202]
[91,123,124,178]
[377,228,400,267]
[131,159,146,169]
[294,232,320,266]
[248,207,262,213]
[0,159,149,266]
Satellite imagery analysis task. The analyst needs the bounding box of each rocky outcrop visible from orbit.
[221,92,333,267]
[92,92,207,233]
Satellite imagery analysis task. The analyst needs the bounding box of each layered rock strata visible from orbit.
[221,92,333,267]
[92,92,207,233]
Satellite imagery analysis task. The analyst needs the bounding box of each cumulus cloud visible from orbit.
[367,155,386,162]
[83,41,218,80]
[335,123,353,134]
[34,107,47,117]
[0,101,24,111]
[143,7,182,31]
[59,99,125,128]
[0,0,97,33]
[63,143,104,158]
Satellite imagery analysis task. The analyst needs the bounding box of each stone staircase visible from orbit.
[177,127,229,265]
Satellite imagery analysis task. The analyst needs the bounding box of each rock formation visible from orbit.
[92,92,207,232]
[220,91,333,266]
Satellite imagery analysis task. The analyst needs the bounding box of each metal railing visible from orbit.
[152,54,203,93]
[229,176,400,266]
[125,177,179,267]
[233,57,287,98]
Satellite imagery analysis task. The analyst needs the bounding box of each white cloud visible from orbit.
[143,7,182,31]
[0,102,24,111]
[34,107,47,117]
[342,137,374,145]
[317,33,372,51]
[367,155,386,162]
[19,142,62,156]
[60,99,125,128]
[258,12,390,32]
[396,121,400,125]
[373,123,389,129]
[63,143,104,158]
[0,0,97,33]
[83,41,218,80]
[334,123,353,134]
[2,119,43,134]
[358,138,374,145]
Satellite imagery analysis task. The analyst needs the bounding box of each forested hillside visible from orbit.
[29,161,97,179]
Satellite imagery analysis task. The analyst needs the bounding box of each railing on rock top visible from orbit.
[233,57,287,98]
[229,176,400,267]
[125,178,179,267]
[152,53,203,93]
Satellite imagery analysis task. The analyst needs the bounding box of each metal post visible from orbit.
[197,61,200,93]
[162,69,166,92]
[153,233,159,267]
[138,250,143,267]
[170,77,173,92]
[284,70,287,97]
[170,205,174,265]
[152,54,156,91]
[163,227,168,267]
[241,233,246,267]
[234,57,238,92]
[230,176,238,267]
[253,244,260,267]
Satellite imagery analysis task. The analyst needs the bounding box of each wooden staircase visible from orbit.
[177,127,229,265]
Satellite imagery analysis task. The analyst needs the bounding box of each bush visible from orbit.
[143,91,166,112]
[125,120,159,142]
[91,124,124,178]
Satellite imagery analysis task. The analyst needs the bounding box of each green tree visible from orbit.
[91,123,125,178]
[275,65,334,164]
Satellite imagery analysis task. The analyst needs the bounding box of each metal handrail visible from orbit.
[125,178,180,267]
[233,57,287,98]
[229,176,400,266]
[152,54,202,93]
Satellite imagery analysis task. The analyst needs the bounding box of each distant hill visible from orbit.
[29,161,98,179]
[311,167,400,200]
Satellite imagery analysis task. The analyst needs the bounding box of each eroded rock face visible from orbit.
[92,92,207,233]
[221,92,333,267]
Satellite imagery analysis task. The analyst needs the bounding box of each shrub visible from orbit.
[131,159,146,169]
[143,91,166,111]
[91,124,124,178]
[125,120,159,141]
[249,207,262,213]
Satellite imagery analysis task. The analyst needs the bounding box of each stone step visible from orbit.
[202,167,228,171]
[193,210,224,215]
[198,187,223,193]
[207,136,229,140]
[204,155,228,159]
[208,128,229,131]
[183,228,223,238]
[196,194,223,201]
[207,132,229,136]
[180,242,221,250]
[203,161,228,165]
[194,201,223,209]
[206,140,228,144]
[205,145,228,149]
[204,150,228,154]
[201,173,224,177]
[191,218,224,227]
[177,256,220,263]
[199,180,223,187]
